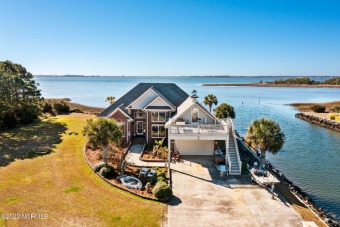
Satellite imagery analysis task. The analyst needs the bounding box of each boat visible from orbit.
[249,166,280,186]
[120,176,143,190]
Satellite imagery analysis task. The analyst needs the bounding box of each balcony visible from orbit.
[169,124,227,135]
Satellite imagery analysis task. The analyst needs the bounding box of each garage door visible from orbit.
[175,140,214,155]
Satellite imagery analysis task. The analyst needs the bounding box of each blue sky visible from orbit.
[1,0,340,76]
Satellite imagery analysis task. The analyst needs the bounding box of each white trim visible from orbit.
[165,102,218,128]
[107,107,133,120]
[126,87,158,109]
[146,112,148,142]
[142,96,175,111]
[197,103,217,121]
[144,108,172,112]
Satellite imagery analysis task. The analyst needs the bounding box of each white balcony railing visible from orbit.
[169,124,227,135]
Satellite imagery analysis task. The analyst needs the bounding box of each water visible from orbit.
[35,76,340,221]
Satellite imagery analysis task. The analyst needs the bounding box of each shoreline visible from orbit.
[237,137,335,226]
[202,83,340,88]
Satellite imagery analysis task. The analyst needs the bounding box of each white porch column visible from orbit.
[168,136,171,169]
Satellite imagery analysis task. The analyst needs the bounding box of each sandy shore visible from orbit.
[202,83,340,88]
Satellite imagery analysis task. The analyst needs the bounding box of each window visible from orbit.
[152,112,167,122]
[152,125,165,138]
[192,107,199,123]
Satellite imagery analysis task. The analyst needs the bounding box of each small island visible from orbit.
[202,77,340,88]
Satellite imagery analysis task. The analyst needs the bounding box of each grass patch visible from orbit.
[6,198,18,202]
[0,113,164,226]
[63,186,81,193]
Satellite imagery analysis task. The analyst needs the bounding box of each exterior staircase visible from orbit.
[226,119,241,175]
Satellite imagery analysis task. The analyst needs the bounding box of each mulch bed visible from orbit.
[85,146,168,201]
[140,152,166,162]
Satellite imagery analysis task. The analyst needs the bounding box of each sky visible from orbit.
[1,0,340,76]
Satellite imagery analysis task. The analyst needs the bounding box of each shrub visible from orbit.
[157,176,167,183]
[93,162,106,172]
[71,108,84,113]
[152,181,173,199]
[42,101,54,114]
[157,170,166,179]
[326,113,340,122]
[148,175,158,185]
[310,105,326,113]
[99,165,115,178]
[53,101,70,114]
[145,143,153,150]
[332,106,340,113]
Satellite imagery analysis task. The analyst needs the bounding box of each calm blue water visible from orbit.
[35,76,340,221]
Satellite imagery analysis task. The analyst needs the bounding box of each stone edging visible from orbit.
[83,142,167,202]
[236,138,338,227]
[295,112,340,132]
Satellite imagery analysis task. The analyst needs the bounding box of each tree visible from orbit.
[203,94,218,112]
[245,118,285,159]
[215,103,235,119]
[83,118,123,163]
[0,60,42,129]
[105,96,115,105]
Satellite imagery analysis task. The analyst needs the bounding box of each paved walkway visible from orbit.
[168,156,303,227]
[125,144,166,167]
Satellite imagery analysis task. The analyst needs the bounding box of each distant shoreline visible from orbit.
[202,83,340,88]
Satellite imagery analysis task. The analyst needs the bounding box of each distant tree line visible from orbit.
[270,77,339,85]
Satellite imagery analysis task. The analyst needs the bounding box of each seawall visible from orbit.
[295,112,340,132]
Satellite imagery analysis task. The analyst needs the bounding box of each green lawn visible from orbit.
[0,114,165,226]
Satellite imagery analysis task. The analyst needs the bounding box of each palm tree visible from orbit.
[246,118,285,160]
[83,118,123,163]
[215,103,235,119]
[105,96,115,105]
[203,94,218,112]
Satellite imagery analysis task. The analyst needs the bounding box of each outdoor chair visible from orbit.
[147,169,156,177]
[139,167,148,177]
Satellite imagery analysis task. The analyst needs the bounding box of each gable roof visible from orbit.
[97,83,189,117]
[165,97,219,127]
[142,95,175,111]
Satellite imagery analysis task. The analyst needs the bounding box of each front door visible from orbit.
[136,121,144,135]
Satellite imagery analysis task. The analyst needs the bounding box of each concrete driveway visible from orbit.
[167,156,303,227]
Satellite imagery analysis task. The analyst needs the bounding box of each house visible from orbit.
[98,83,241,175]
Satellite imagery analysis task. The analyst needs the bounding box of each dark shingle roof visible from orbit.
[97,83,189,117]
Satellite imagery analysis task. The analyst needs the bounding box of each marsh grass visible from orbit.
[0,113,164,226]
[290,101,340,112]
